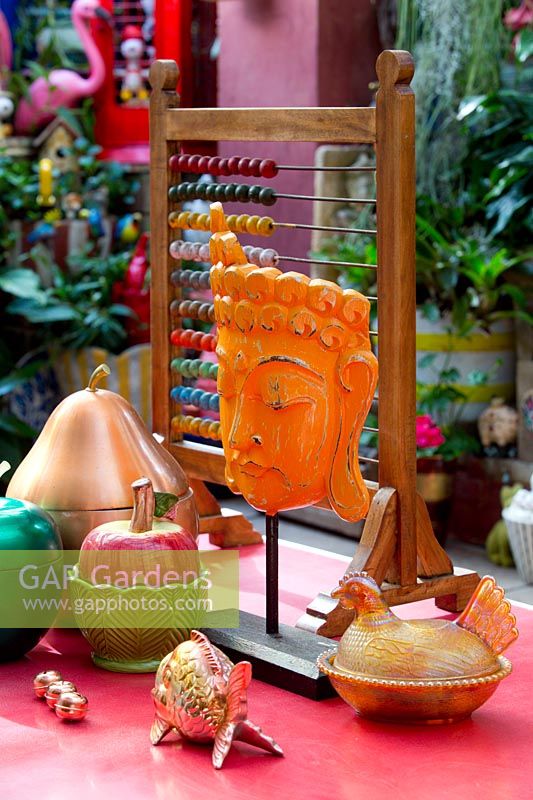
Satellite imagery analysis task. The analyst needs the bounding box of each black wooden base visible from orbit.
[205,610,337,700]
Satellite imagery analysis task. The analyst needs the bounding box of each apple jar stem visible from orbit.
[129,477,155,533]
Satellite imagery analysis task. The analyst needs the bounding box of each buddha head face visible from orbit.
[209,205,378,522]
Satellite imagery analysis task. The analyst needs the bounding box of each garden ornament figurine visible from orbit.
[151,630,283,769]
[209,202,378,521]
[14,0,111,134]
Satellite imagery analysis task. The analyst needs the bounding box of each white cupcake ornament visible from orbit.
[503,475,533,583]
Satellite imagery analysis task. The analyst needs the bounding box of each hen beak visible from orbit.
[95,7,113,24]
[331,586,343,600]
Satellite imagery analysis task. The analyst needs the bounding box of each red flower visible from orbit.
[504,1,533,32]
[416,414,445,450]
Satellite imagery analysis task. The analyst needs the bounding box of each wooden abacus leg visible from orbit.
[190,479,263,547]
[296,489,480,638]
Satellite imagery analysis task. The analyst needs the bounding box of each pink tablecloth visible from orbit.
[1,539,531,800]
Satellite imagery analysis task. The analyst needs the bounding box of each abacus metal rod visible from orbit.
[281,254,378,272]
[266,513,279,635]
[358,455,379,464]
[276,222,377,235]
[363,425,379,433]
[276,192,376,205]
[278,165,376,172]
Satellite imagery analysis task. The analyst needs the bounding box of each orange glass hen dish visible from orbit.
[318,572,518,724]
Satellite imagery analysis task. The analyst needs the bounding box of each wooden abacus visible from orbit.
[149,51,481,642]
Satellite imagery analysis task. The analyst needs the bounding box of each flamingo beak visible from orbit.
[95,7,113,24]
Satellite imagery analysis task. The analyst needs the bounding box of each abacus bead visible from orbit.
[187,183,200,200]
[206,184,218,201]
[218,158,231,176]
[257,216,274,235]
[215,184,227,201]
[243,245,253,258]
[178,301,190,317]
[238,157,252,176]
[224,183,237,202]
[169,240,181,259]
[226,214,238,230]
[198,244,210,262]
[191,331,204,347]
[188,155,201,172]
[199,362,211,378]
[259,159,278,178]
[190,242,202,259]
[177,212,190,227]
[245,215,260,234]
[227,156,240,174]
[249,158,262,177]
[203,333,216,351]
[191,389,203,405]
[249,185,262,203]
[195,182,208,200]
[209,394,219,412]
[187,212,199,229]
[209,421,220,438]
[168,185,178,201]
[250,247,263,265]
[198,156,210,172]
[190,272,202,289]
[236,214,249,232]
[260,247,279,267]
[176,183,188,200]
[207,157,220,176]
[235,184,250,202]
[178,154,189,171]
[197,213,210,230]
[169,154,180,171]
[181,242,194,259]
[259,187,276,206]
[198,303,211,320]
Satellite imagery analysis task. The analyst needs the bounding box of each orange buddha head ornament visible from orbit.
[209,203,378,522]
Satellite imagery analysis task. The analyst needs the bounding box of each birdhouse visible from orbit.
[33,118,78,173]
[91,0,200,163]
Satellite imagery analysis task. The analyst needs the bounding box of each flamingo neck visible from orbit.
[72,12,106,93]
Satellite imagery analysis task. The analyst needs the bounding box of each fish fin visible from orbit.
[212,722,236,769]
[235,719,284,757]
[226,661,252,724]
[190,630,226,677]
[456,576,518,654]
[150,715,173,745]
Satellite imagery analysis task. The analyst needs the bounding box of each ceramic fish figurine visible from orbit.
[318,572,518,723]
[151,630,283,768]
[332,572,518,680]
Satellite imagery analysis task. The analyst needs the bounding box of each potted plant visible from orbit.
[0,243,152,429]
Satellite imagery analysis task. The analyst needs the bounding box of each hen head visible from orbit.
[331,571,382,611]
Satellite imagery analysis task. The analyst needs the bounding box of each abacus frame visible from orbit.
[149,51,480,638]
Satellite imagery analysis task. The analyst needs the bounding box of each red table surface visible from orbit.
[1,539,532,800]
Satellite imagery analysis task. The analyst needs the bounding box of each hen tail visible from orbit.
[456,576,518,654]
[211,661,251,769]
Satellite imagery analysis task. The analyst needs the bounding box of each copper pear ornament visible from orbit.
[7,364,198,548]
[151,630,284,769]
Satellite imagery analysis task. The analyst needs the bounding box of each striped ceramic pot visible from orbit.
[52,344,152,428]
[416,312,515,422]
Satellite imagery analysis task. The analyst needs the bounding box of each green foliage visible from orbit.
[396,0,506,203]
[415,208,532,334]
[459,89,533,246]
[0,247,134,354]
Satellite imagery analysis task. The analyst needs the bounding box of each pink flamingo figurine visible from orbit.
[14,0,112,135]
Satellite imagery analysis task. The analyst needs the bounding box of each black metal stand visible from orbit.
[266,513,279,634]
[206,512,335,700]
